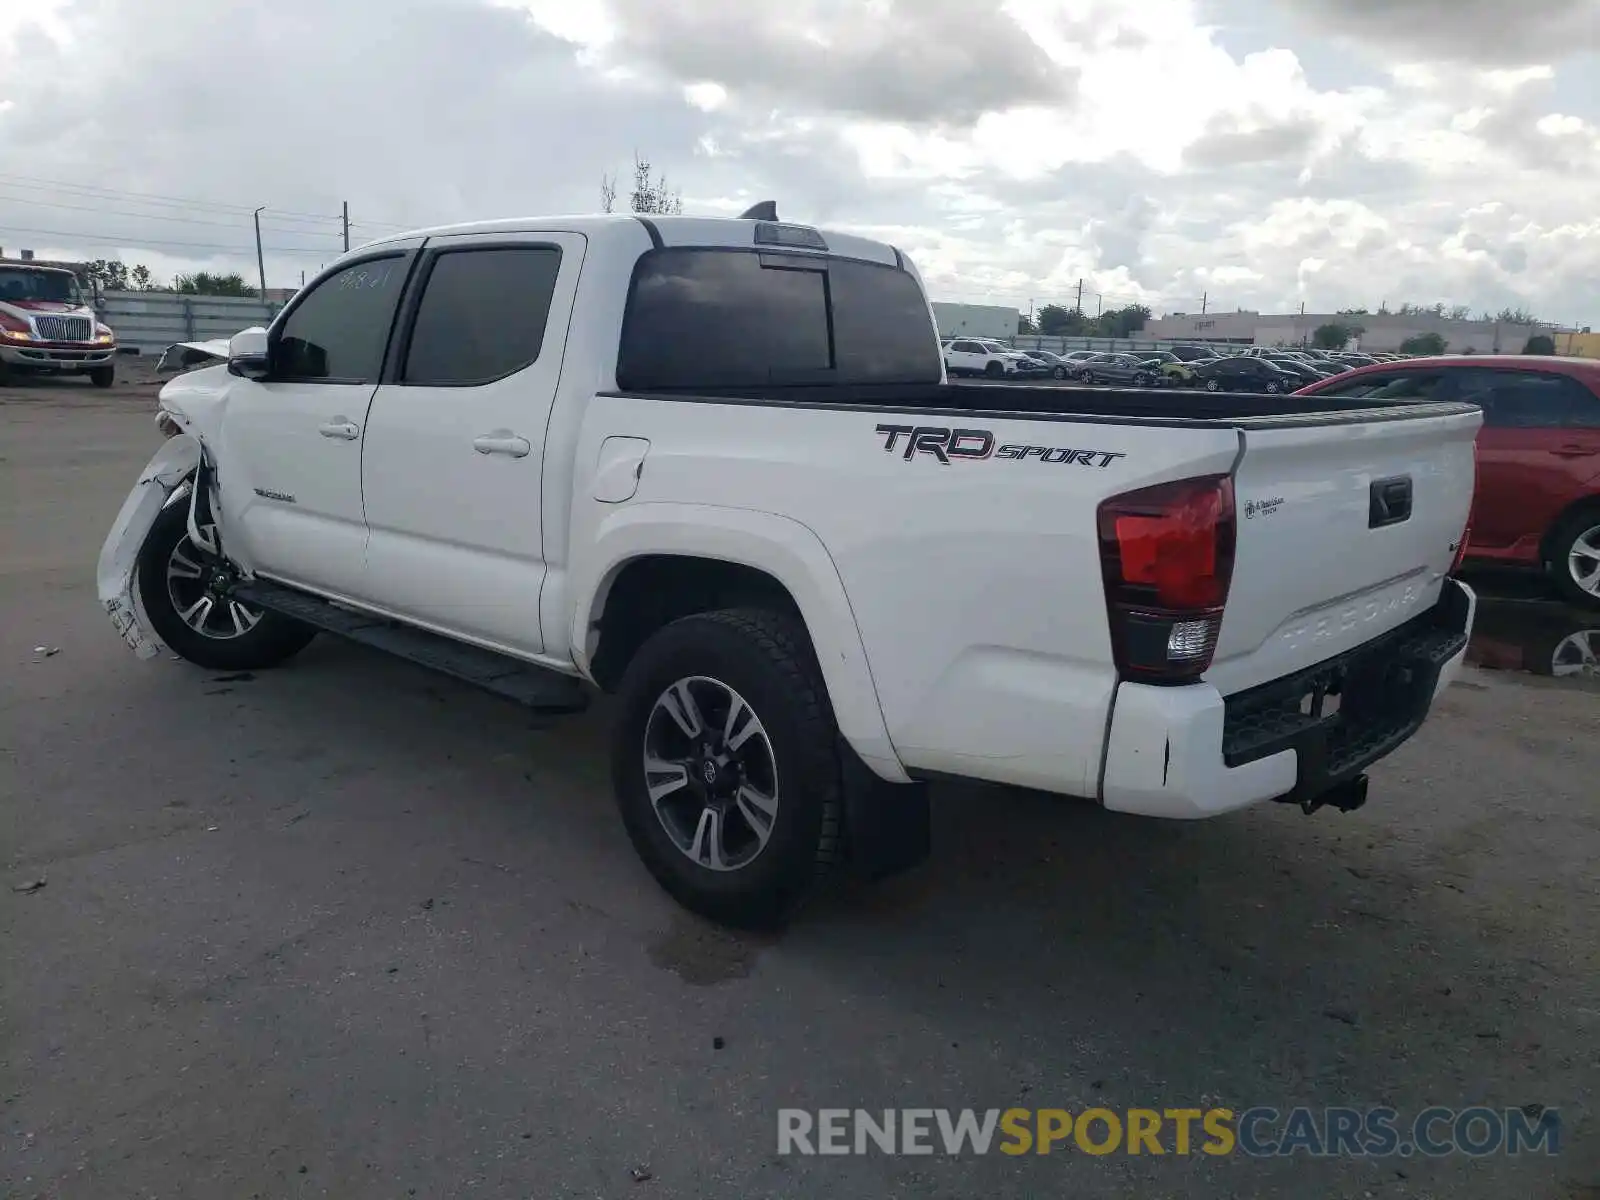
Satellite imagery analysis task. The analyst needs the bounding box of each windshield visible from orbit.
[0,267,82,305]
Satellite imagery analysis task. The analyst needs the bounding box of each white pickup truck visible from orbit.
[97,208,1481,925]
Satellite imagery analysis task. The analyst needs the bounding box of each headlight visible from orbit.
[95,324,115,344]
[155,411,183,439]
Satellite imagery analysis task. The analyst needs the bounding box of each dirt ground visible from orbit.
[1,374,1596,1199]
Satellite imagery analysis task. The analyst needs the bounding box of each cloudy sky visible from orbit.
[2,0,1598,322]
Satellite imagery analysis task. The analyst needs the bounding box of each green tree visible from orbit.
[1498,306,1539,324]
[175,271,258,298]
[1313,322,1353,350]
[1094,303,1151,338]
[83,259,130,290]
[601,153,683,215]
[1522,334,1556,355]
[1399,332,1447,355]
[1035,303,1075,335]
[129,264,158,291]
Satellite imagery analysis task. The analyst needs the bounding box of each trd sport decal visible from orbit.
[874,424,1126,467]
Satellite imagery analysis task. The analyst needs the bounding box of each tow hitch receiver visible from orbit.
[1300,773,1369,816]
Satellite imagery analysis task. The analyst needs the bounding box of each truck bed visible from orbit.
[607,382,1480,426]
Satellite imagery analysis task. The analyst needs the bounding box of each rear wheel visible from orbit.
[1549,510,1600,609]
[1265,379,1283,394]
[1204,377,1222,392]
[1053,365,1067,379]
[984,360,1005,378]
[89,365,115,388]
[612,609,843,928]
[135,500,317,670]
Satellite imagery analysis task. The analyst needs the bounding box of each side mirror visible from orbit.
[227,327,271,380]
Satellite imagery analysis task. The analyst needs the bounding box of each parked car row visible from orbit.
[942,340,1428,393]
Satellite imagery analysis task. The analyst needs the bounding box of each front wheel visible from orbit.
[1549,510,1600,609]
[612,609,843,928]
[135,499,317,671]
[1264,380,1282,394]
[89,365,115,388]
[1204,377,1222,392]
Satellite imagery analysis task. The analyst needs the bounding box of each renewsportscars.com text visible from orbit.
[777,1106,1561,1158]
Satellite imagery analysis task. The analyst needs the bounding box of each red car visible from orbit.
[1295,355,1600,608]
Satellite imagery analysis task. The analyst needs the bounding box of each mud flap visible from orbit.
[840,739,930,882]
[96,435,201,659]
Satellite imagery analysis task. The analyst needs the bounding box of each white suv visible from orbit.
[942,338,1029,378]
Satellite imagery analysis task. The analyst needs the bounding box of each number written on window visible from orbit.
[276,255,406,383]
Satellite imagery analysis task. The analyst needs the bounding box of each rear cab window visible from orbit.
[616,247,941,392]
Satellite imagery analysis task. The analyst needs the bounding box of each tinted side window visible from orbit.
[618,251,830,389]
[617,249,941,390]
[952,341,980,353]
[1454,370,1600,428]
[403,246,562,386]
[276,256,406,382]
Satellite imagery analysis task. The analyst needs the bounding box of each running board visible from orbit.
[233,580,589,713]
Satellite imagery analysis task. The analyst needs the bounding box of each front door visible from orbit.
[217,246,418,599]
[360,232,586,655]
[1448,368,1600,558]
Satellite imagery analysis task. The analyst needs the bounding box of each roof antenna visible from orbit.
[738,201,778,221]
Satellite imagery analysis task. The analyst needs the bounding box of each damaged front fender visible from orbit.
[96,434,203,659]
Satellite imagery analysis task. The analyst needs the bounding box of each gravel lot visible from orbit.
[2,370,1597,1200]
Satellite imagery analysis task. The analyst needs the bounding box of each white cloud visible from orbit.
[0,0,1596,323]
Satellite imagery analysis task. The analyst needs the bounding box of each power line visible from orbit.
[0,172,417,234]
[0,189,351,239]
[0,222,338,256]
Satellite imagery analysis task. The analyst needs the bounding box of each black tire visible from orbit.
[984,360,1005,378]
[89,365,115,388]
[1079,370,1095,383]
[1204,377,1222,392]
[1547,508,1600,610]
[1053,365,1066,379]
[1265,380,1282,394]
[136,499,317,671]
[612,608,843,928]
[0,358,12,386]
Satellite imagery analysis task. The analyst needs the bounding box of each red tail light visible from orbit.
[1450,524,1471,574]
[1097,474,1236,683]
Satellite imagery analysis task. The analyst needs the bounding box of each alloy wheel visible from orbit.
[1568,524,1600,598]
[642,676,779,872]
[165,523,265,640]
[1551,629,1600,678]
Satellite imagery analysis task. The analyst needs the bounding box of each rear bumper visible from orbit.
[1,342,116,370]
[1101,578,1475,819]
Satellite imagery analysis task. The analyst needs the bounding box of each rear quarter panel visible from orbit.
[570,394,1242,796]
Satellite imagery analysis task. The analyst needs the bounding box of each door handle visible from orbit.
[473,431,531,458]
[318,418,360,440]
[1552,443,1600,458]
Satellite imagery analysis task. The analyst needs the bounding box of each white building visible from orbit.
[1143,310,1548,354]
[931,302,1021,342]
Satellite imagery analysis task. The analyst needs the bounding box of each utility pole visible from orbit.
[253,206,267,299]
[1075,278,1084,315]
[1201,291,1208,315]
[1299,301,1305,316]
[342,201,351,252]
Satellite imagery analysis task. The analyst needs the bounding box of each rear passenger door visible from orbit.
[361,232,586,654]
[1445,368,1600,556]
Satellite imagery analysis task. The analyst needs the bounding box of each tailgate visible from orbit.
[1205,403,1481,696]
